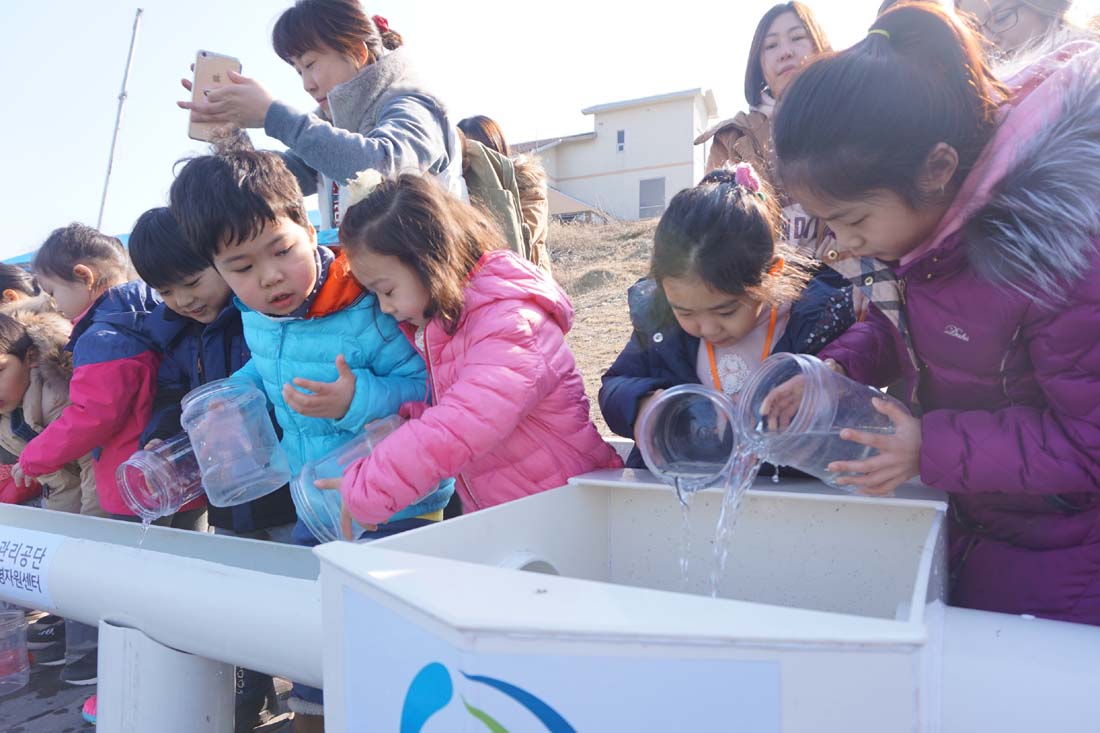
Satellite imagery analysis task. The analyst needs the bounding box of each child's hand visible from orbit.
[284,355,357,420]
[759,359,845,432]
[632,389,665,437]
[178,70,274,129]
[759,375,805,432]
[10,463,30,490]
[828,398,921,496]
[314,477,376,539]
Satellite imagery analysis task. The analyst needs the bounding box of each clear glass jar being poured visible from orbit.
[180,379,291,507]
[292,415,405,543]
[117,433,205,522]
[637,353,905,497]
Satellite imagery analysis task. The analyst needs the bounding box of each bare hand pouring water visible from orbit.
[759,358,921,496]
[826,398,921,496]
[759,358,845,431]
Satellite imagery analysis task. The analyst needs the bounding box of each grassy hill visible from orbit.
[549,219,656,436]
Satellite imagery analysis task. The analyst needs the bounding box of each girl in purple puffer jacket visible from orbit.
[768,3,1100,625]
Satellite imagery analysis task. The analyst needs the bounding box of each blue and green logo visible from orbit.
[401,662,576,733]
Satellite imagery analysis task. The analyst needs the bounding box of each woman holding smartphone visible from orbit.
[180,1,466,230]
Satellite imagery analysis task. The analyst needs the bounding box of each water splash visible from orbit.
[709,449,764,598]
[675,477,697,589]
[137,520,151,547]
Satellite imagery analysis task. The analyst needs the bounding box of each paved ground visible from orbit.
[2,650,93,733]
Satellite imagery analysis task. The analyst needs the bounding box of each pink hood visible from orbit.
[341,250,620,524]
[460,249,574,332]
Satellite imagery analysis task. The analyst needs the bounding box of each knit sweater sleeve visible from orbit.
[264,92,449,185]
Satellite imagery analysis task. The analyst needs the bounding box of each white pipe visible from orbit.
[50,538,323,686]
[98,620,234,733]
[941,606,1100,732]
[0,506,323,687]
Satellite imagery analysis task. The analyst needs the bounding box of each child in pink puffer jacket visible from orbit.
[325,174,621,526]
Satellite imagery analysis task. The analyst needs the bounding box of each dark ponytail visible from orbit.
[773,3,1008,207]
[652,165,811,306]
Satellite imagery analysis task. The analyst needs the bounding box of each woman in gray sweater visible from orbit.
[180,1,466,229]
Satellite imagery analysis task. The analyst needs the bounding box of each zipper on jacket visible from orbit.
[422,329,483,510]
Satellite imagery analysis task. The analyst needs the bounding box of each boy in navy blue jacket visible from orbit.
[128,207,294,730]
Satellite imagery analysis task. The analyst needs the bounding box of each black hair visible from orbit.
[652,166,810,306]
[0,265,40,298]
[773,3,1007,208]
[745,3,832,106]
[32,223,131,288]
[170,134,312,263]
[129,207,208,290]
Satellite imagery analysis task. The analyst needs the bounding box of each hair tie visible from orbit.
[868,28,891,41]
[768,256,786,277]
[733,163,762,193]
[372,15,390,34]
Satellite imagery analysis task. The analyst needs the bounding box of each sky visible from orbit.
[0,0,944,260]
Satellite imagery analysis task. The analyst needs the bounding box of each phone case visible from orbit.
[188,50,243,142]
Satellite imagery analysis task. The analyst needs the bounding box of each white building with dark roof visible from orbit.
[515,88,718,221]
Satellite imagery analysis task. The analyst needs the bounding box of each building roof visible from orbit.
[581,88,717,117]
[512,131,596,156]
[513,87,718,156]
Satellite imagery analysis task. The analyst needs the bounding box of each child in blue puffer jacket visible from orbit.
[129,206,300,730]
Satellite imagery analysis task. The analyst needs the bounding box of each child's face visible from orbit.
[156,267,233,324]
[346,249,431,328]
[793,187,944,263]
[35,270,96,321]
[662,276,765,348]
[0,354,32,415]
[213,217,318,317]
[291,45,363,115]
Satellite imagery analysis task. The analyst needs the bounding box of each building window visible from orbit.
[616,130,625,153]
[639,177,666,219]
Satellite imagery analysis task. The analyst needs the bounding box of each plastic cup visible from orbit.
[736,353,901,491]
[0,611,29,697]
[635,385,740,494]
[292,416,405,543]
[180,379,291,508]
[117,433,205,522]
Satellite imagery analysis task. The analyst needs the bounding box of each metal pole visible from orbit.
[97,8,144,230]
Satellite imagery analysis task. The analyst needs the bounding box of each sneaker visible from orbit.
[27,615,65,650]
[32,642,66,667]
[60,651,97,685]
[81,694,97,725]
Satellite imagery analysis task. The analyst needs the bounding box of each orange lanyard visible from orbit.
[706,306,779,393]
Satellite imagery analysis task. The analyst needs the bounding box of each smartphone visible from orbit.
[188,50,243,142]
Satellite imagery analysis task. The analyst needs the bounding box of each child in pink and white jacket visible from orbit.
[322,174,621,527]
[15,224,206,528]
